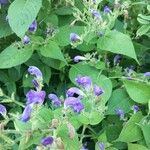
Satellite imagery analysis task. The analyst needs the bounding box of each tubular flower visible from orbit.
[28,20,37,32]
[64,97,84,113]
[20,104,33,122]
[41,136,54,147]
[75,75,92,89]
[94,85,104,96]
[26,90,46,105]
[28,66,43,79]
[0,104,7,117]
[70,33,81,43]
[73,56,87,63]
[22,35,30,45]
[66,87,85,97]
[48,94,61,107]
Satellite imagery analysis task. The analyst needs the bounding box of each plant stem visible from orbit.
[79,125,87,144]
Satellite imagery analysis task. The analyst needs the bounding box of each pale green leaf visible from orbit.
[0,44,33,69]
[8,0,42,37]
[97,30,138,62]
[123,80,150,104]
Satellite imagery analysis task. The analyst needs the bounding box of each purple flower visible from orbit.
[28,66,42,78]
[20,104,33,122]
[64,97,84,113]
[32,79,39,88]
[28,20,37,32]
[74,56,87,62]
[75,75,92,89]
[66,87,85,97]
[91,10,101,19]
[70,33,81,43]
[0,0,8,4]
[0,104,6,117]
[114,54,122,65]
[26,90,46,105]
[41,136,54,146]
[144,72,150,77]
[94,85,104,96]
[115,108,124,118]
[22,35,30,45]
[48,94,61,107]
[132,105,139,113]
[98,143,105,150]
[104,6,111,14]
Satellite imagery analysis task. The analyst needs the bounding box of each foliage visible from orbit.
[0,0,150,150]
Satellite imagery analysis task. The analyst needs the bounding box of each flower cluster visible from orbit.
[21,66,45,122]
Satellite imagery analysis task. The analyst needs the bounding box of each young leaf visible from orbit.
[123,80,150,104]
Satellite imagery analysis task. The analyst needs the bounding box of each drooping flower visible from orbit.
[98,142,105,150]
[75,75,92,89]
[91,10,101,19]
[41,136,54,146]
[104,6,111,14]
[114,54,122,65]
[73,56,87,62]
[28,66,43,79]
[26,90,46,105]
[115,108,124,118]
[64,97,84,113]
[22,35,30,45]
[0,0,8,4]
[48,94,61,107]
[28,20,37,32]
[94,85,104,96]
[0,104,7,117]
[70,33,81,43]
[132,105,139,113]
[20,104,33,122]
[144,72,150,77]
[66,87,85,97]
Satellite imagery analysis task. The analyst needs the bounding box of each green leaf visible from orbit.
[0,15,12,38]
[69,63,112,104]
[0,44,33,69]
[31,107,53,130]
[138,14,150,21]
[117,112,143,143]
[89,111,104,125]
[40,40,66,63]
[136,25,150,36]
[54,25,84,46]
[139,116,150,148]
[57,124,80,150]
[14,119,32,133]
[106,88,133,115]
[128,143,149,150]
[123,80,150,104]
[55,6,74,15]
[97,30,138,62]
[8,0,42,37]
